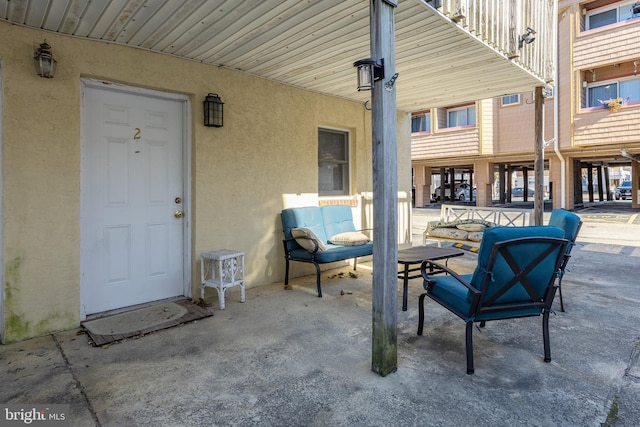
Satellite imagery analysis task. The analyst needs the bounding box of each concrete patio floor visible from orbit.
[1,208,639,426]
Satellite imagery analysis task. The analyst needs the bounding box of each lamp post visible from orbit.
[363,0,398,377]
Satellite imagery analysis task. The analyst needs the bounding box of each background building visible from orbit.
[412,0,640,211]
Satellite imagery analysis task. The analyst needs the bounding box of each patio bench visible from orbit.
[423,204,534,246]
[281,205,373,297]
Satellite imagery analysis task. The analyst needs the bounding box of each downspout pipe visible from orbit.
[553,0,566,208]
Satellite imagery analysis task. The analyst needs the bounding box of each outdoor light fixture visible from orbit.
[353,58,384,91]
[33,39,57,78]
[203,93,224,127]
[518,27,536,49]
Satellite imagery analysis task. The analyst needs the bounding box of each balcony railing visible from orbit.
[432,0,554,83]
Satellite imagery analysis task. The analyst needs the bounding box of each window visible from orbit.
[587,76,640,107]
[501,94,520,106]
[447,105,476,127]
[411,113,430,133]
[318,128,349,196]
[587,83,618,107]
[620,78,640,101]
[586,1,635,30]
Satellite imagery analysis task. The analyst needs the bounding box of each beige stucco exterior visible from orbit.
[0,23,412,342]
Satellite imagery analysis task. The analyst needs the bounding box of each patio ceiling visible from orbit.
[1,0,549,112]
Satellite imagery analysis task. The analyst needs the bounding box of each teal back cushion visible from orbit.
[549,209,581,253]
[470,226,565,304]
[281,207,328,250]
[321,205,357,239]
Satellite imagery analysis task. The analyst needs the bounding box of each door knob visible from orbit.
[174,210,184,218]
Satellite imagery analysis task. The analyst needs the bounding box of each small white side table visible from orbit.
[200,249,246,309]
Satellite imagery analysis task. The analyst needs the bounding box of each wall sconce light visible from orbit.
[203,93,224,127]
[518,27,536,49]
[34,39,57,78]
[353,58,384,91]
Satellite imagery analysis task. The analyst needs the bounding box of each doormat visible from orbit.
[82,298,212,346]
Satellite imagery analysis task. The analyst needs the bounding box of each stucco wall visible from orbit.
[0,23,412,342]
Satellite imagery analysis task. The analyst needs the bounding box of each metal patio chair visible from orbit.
[417,226,568,374]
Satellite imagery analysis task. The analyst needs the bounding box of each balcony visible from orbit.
[411,126,480,161]
[574,17,640,69]
[574,102,640,147]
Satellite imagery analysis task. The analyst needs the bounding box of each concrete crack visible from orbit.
[52,334,102,427]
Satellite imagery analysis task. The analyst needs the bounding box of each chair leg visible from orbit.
[542,310,551,363]
[353,257,358,271]
[417,293,427,336]
[313,262,322,298]
[466,322,474,374]
[284,259,291,289]
[558,276,565,312]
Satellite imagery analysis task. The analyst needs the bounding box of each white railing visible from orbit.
[430,0,555,83]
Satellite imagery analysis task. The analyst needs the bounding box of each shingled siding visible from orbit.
[574,20,640,69]
[411,128,480,160]
[574,106,640,146]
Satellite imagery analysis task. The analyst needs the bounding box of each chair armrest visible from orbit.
[283,236,320,253]
[420,260,481,296]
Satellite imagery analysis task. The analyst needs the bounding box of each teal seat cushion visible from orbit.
[425,274,474,317]
[288,242,373,262]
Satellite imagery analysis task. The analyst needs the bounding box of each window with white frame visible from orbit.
[587,76,640,107]
[501,94,521,106]
[586,1,636,30]
[411,113,430,133]
[318,128,350,196]
[446,105,476,127]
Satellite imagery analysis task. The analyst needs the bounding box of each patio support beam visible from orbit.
[370,0,398,377]
[534,86,544,225]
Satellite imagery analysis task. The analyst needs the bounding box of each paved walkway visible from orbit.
[1,207,639,426]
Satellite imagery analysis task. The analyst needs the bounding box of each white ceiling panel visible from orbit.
[1,0,552,112]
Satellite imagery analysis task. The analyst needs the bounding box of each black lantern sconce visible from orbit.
[353,58,384,91]
[203,93,224,127]
[34,39,57,78]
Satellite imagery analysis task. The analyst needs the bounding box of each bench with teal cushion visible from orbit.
[281,205,373,297]
[417,225,568,374]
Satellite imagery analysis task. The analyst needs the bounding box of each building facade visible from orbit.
[412,0,640,211]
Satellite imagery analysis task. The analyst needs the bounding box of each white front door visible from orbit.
[81,84,186,315]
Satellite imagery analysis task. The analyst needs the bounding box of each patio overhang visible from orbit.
[1,0,552,112]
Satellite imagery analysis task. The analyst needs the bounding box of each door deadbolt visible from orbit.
[174,210,184,218]
[175,197,182,204]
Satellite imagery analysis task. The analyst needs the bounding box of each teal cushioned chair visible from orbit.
[417,226,568,374]
[548,209,582,312]
[281,206,373,297]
